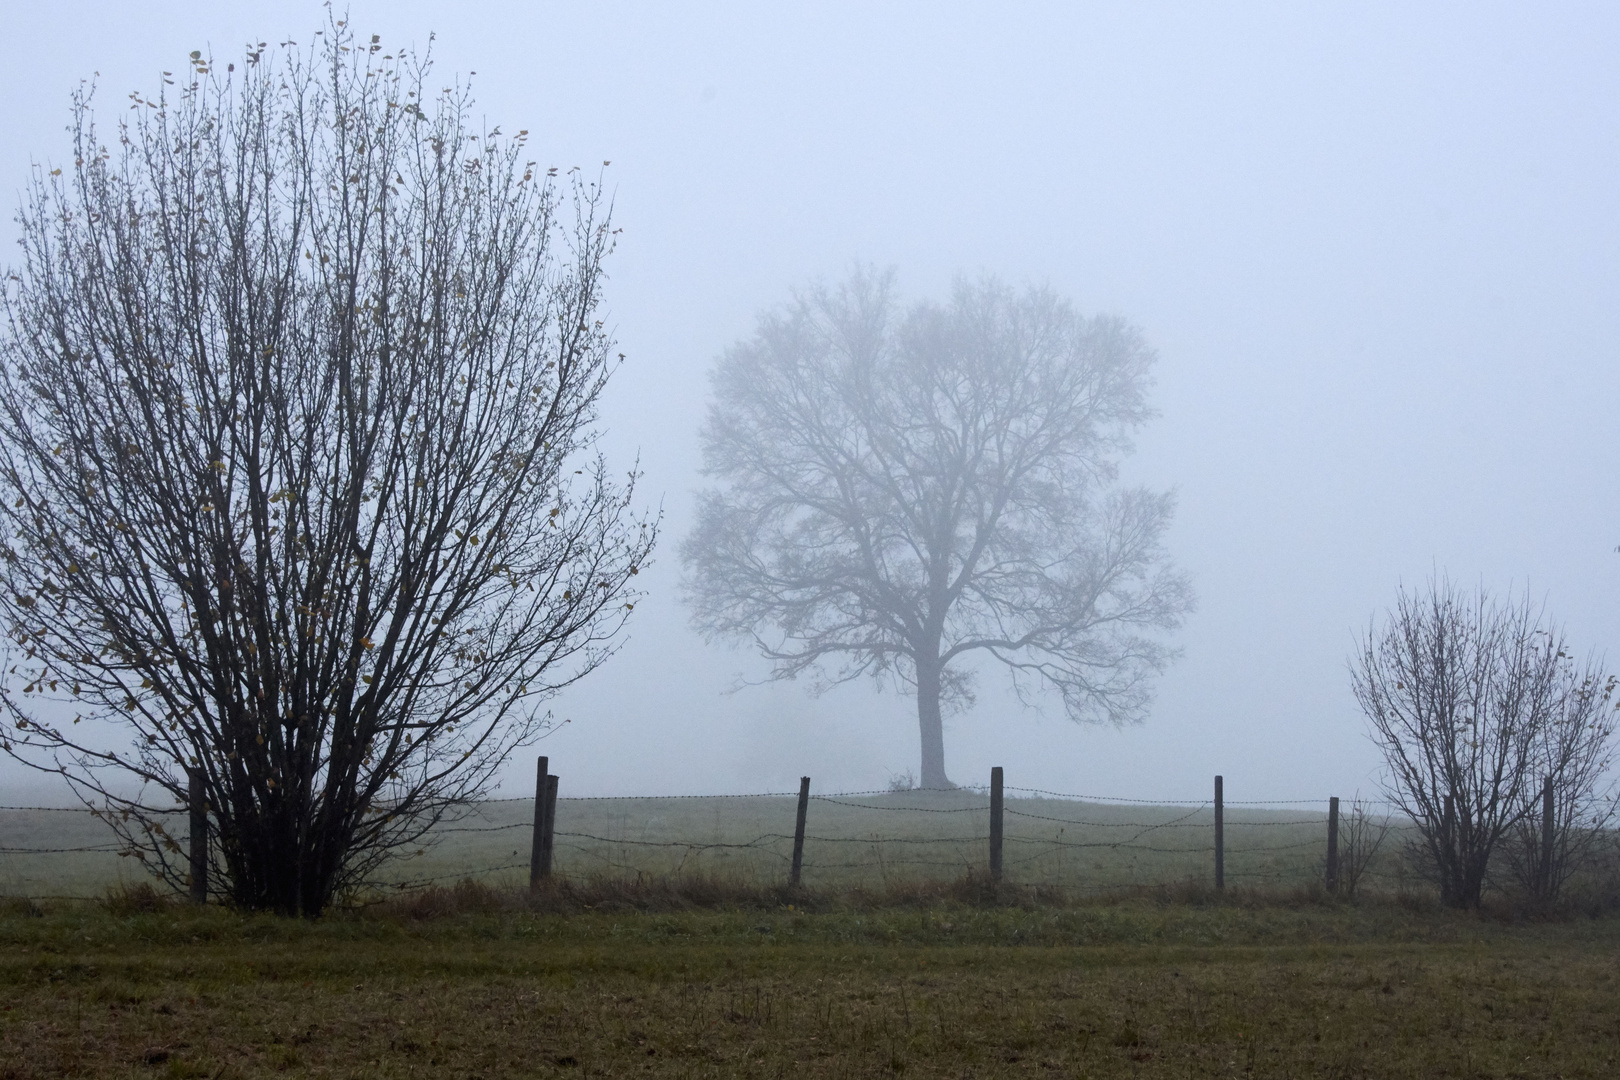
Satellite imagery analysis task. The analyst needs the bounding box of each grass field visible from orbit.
[8,789,1613,1077]
[1,789,1420,901]
[3,890,1619,1078]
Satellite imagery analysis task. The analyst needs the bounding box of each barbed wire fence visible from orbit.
[0,761,1432,902]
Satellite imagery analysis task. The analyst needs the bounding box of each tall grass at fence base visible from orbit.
[100,880,177,916]
[358,870,1445,920]
[8,864,1605,923]
[0,895,46,919]
[345,873,1620,928]
[362,871,1067,918]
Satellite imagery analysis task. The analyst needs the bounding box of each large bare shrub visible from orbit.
[0,26,654,915]
[1351,579,1612,908]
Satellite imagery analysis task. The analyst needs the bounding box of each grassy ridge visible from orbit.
[4,790,1417,900]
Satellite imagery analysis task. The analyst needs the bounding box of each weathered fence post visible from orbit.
[540,774,559,878]
[989,766,1004,883]
[790,776,810,887]
[1325,795,1340,893]
[1440,790,1456,903]
[529,756,551,887]
[1540,776,1555,896]
[187,767,207,903]
[1214,774,1224,892]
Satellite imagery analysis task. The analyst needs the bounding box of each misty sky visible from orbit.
[2,3,1617,806]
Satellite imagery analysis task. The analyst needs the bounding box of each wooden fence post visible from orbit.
[540,774,559,878]
[1540,776,1555,896]
[1441,791,1455,903]
[790,776,810,887]
[187,767,207,903]
[1214,775,1224,892]
[1325,795,1340,893]
[529,756,550,887]
[989,766,1004,883]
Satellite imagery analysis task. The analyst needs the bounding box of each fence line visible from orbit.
[2,766,1438,900]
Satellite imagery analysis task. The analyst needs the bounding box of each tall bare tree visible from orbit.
[1351,579,1611,908]
[0,27,655,915]
[683,270,1191,787]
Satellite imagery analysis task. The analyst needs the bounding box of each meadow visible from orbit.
[3,788,1412,901]
[5,792,1616,1078]
[3,888,1619,1078]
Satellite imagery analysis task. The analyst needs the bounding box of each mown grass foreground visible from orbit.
[3,888,1619,1079]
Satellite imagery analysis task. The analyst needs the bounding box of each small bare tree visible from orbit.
[0,26,655,915]
[1351,579,1605,908]
[1335,793,1391,898]
[683,269,1192,788]
[1498,661,1618,902]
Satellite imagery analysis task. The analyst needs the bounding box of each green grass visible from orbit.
[4,790,1417,900]
[0,807,141,900]
[2,891,1618,1078]
[15,787,1612,1076]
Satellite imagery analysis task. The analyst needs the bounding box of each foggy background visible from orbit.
[1,2,1616,805]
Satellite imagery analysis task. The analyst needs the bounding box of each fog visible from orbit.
[2,3,1617,807]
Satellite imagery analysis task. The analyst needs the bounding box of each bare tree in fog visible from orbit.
[1334,794,1391,898]
[1352,579,1614,907]
[683,269,1192,787]
[1498,656,1618,903]
[0,26,655,915]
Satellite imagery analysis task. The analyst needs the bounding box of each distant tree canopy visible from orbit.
[683,269,1192,788]
[0,26,655,915]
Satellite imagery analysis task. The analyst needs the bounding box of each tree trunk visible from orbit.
[915,656,951,789]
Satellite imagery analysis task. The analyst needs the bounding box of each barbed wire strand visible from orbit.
[1,784,1432,902]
